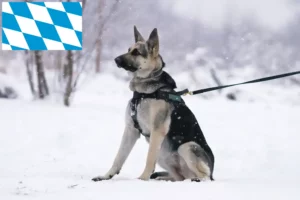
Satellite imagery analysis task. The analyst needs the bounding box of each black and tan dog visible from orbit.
[92,26,215,182]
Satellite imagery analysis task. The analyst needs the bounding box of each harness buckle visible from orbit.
[130,102,137,116]
[131,110,135,116]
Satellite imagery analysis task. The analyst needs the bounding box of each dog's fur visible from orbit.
[92,26,215,182]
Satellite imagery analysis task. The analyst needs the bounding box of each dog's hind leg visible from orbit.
[178,142,211,181]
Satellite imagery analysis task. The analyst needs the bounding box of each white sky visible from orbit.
[162,0,298,30]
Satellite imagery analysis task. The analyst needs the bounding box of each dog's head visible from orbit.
[114,26,165,78]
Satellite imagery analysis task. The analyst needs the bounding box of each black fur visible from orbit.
[156,71,176,89]
[166,102,215,180]
[159,55,166,68]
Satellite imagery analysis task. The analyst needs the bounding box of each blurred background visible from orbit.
[1,2,300,198]
[0,0,300,106]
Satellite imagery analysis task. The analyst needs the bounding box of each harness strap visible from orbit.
[130,90,185,137]
[130,98,147,137]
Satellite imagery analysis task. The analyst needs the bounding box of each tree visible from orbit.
[62,0,86,106]
[63,50,74,106]
[25,50,36,97]
[86,0,120,73]
[95,0,104,73]
[34,51,49,99]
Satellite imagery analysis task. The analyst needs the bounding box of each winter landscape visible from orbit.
[1,0,300,200]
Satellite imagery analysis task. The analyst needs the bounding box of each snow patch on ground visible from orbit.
[0,73,300,199]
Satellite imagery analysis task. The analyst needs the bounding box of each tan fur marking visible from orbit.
[150,100,170,130]
[138,129,165,180]
[178,142,210,180]
[138,100,170,180]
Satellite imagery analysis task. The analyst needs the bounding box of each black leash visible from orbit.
[130,70,299,137]
[177,70,300,96]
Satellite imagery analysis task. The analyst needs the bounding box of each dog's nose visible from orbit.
[114,56,122,67]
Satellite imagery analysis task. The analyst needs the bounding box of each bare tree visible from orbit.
[81,0,120,74]
[35,51,49,99]
[64,51,74,106]
[62,0,85,106]
[95,0,105,73]
[25,50,36,97]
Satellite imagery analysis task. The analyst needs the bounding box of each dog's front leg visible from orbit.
[138,130,165,180]
[92,126,139,181]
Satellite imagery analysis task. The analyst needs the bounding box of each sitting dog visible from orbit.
[92,26,215,182]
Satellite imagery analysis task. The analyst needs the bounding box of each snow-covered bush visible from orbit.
[0,74,18,99]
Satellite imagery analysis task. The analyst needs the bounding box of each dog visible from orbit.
[92,26,215,182]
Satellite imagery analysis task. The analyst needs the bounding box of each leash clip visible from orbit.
[183,91,193,96]
[176,89,192,96]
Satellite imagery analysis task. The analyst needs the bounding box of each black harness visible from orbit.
[130,89,185,137]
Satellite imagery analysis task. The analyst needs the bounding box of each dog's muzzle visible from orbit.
[114,56,137,72]
[114,57,123,68]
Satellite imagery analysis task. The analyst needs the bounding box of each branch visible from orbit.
[73,0,120,89]
[75,0,120,64]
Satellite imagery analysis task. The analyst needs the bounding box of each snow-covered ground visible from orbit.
[0,74,300,200]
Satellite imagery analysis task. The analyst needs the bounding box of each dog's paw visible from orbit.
[155,177,175,182]
[191,178,201,182]
[150,172,161,179]
[138,177,149,181]
[138,174,150,181]
[150,171,169,179]
[92,175,112,182]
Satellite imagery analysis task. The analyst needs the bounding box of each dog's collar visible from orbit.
[131,71,178,94]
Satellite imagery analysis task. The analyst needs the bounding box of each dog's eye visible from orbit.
[131,49,140,56]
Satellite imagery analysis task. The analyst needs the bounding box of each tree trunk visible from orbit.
[64,50,74,107]
[41,71,49,96]
[95,39,102,73]
[25,0,37,98]
[95,0,104,73]
[55,51,63,84]
[35,51,49,99]
[25,50,36,97]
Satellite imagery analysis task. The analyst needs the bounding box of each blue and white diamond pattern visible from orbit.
[2,2,82,50]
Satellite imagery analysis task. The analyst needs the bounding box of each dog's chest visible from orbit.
[135,99,172,136]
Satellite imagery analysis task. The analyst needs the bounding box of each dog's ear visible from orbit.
[147,28,159,57]
[134,25,145,43]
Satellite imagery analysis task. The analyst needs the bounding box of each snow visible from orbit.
[1,74,300,200]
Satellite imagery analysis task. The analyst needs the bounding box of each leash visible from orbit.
[176,70,300,96]
[130,70,299,138]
